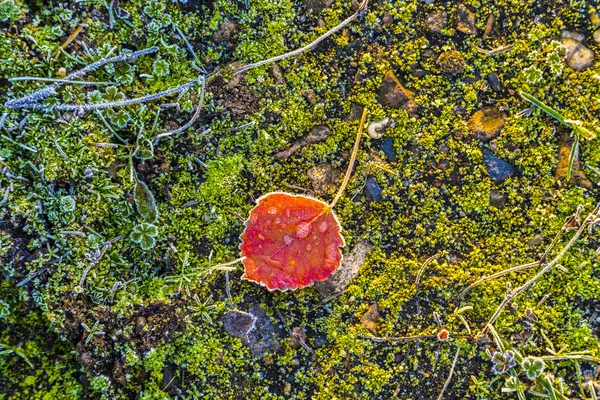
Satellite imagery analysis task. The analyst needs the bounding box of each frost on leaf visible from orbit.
[240,192,344,291]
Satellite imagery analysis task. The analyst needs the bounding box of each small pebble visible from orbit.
[365,176,383,201]
[481,148,515,184]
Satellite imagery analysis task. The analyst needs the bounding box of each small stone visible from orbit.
[347,103,364,121]
[562,30,585,42]
[305,0,334,13]
[315,336,327,347]
[80,351,93,368]
[481,148,515,184]
[528,234,543,247]
[360,303,380,335]
[382,12,393,26]
[426,10,447,33]
[367,117,395,139]
[58,67,67,77]
[222,305,280,357]
[211,21,238,43]
[437,159,450,170]
[555,132,593,189]
[301,88,317,105]
[274,125,331,159]
[289,327,306,348]
[314,240,373,297]
[468,107,505,142]
[457,4,477,35]
[381,138,397,162]
[377,71,419,116]
[284,382,292,394]
[562,37,595,71]
[307,163,342,196]
[487,72,501,92]
[489,189,507,208]
[594,29,600,44]
[135,316,147,335]
[365,176,383,201]
[437,50,465,74]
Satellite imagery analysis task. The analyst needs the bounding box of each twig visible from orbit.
[234,0,369,76]
[9,77,112,85]
[364,334,439,342]
[415,253,442,313]
[457,261,539,298]
[482,203,600,333]
[437,349,461,400]
[54,80,198,112]
[78,235,125,290]
[330,107,368,209]
[5,47,158,109]
[52,18,89,58]
[155,76,206,139]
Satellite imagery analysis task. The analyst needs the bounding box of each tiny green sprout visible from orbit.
[0,343,34,368]
[189,294,216,324]
[522,356,545,379]
[59,195,76,213]
[130,222,158,250]
[491,350,517,375]
[501,375,520,393]
[81,321,105,344]
[523,65,543,85]
[0,299,10,318]
[152,58,170,77]
[111,109,130,129]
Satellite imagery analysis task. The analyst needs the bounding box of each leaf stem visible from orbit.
[330,107,368,209]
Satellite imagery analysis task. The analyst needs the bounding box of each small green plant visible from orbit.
[130,222,158,250]
[59,195,76,213]
[0,343,34,368]
[152,58,170,77]
[0,0,20,22]
[81,321,105,344]
[522,357,545,379]
[0,299,10,318]
[520,92,597,181]
[189,294,216,324]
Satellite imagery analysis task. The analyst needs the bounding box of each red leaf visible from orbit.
[240,192,345,291]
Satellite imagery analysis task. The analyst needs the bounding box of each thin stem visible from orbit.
[9,77,112,85]
[437,349,461,400]
[457,261,540,298]
[483,204,600,332]
[55,81,197,112]
[330,107,368,209]
[234,0,369,76]
[155,76,206,139]
[5,47,158,109]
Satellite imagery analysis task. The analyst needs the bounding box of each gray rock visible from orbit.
[489,189,507,208]
[487,72,501,92]
[301,88,317,105]
[381,138,397,162]
[274,125,331,159]
[314,240,374,297]
[365,176,383,201]
[528,234,543,247]
[211,21,238,43]
[222,305,280,357]
[481,148,515,184]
